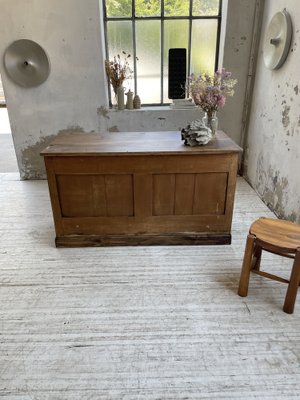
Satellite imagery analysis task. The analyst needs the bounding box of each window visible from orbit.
[103,0,222,106]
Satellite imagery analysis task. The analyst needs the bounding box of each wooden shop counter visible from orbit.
[41,130,241,247]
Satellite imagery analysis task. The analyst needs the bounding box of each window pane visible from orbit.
[135,0,161,17]
[163,20,189,102]
[107,21,134,99]
[193,0,219,16]
[164,0,189,16]
[190,19,217,74]
[105,1,221,105]
[105,0,132,18]
[136,21,161,104]
[107,21,133,61]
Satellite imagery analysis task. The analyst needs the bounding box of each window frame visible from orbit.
[103,0,223,106]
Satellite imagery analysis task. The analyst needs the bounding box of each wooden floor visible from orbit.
[1,173,300,399]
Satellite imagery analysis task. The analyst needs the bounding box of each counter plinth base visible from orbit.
[55,233,232,247]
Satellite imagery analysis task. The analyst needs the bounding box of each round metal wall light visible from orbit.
[263,9,292,70]
[4,39,50,87]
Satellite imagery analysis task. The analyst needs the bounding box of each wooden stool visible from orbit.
[238,218,300,314]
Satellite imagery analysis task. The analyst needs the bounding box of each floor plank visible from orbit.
[0,174,300,399]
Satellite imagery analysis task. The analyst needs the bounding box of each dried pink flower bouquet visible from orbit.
[188,68,237,115]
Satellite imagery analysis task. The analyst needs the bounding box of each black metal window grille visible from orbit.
[103,0,222,106]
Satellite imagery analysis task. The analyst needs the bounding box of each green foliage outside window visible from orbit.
[106,0,220,17]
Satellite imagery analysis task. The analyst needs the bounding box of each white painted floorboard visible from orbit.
[0,174,300,399]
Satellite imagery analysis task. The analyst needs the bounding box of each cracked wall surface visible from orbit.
[244,0,300,222]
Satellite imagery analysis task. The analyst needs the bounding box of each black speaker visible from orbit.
[168,48,187,99]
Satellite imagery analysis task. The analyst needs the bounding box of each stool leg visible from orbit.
[238,234,256,297]
[283,249,300,314]
[252,244,262,271]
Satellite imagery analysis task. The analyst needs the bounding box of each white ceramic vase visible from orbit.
[117,85,125,110]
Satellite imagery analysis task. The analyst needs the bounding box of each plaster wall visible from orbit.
[0,0,108,179]
[0,0,258,179]
[244,0,300,223]
[219,0,259,147]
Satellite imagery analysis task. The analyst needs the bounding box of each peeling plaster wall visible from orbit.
[0,0,108,179]
[0,0,258,179]
[244,0,300,222]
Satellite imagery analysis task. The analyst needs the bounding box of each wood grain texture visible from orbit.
[41,130,242,156]
[55,233,232,247]
[1,173,300,398]
[250,218,300,252]
[174,173,195,215]
[193,172,227,215]
[105,174,134,217]
[152,174,176,216]
[41,131,241,246]
[57,174,107,217]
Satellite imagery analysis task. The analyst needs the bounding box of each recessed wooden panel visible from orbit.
[193,173,228,215]
[174,174,196,215]
[152,173,227,217]
[57,175,107,217]
[92,176,107,216]
[133,174,153,218]
[57,174,134,217]
[153,174,176,216]
[105,174,134,217]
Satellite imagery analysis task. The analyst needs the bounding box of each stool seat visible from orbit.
[250,218,300,252]
[238,217,300,314]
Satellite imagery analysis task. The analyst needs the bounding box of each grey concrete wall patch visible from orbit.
[97,106,110,119]
[21,135,57,180]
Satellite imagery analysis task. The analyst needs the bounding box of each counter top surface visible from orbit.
[41,130,242,156]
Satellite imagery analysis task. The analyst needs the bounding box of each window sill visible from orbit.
[109,105,198,112]
[99,106,201,132]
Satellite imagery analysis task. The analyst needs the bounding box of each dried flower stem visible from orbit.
[105,51,135,95]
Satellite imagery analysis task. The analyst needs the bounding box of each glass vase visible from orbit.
[202,111,218,138]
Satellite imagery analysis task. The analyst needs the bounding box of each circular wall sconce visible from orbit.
[4,39,50,87]
[263,9,292,70]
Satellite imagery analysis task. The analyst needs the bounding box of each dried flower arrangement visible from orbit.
[105,51,134,95]
[188,68,237,116]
